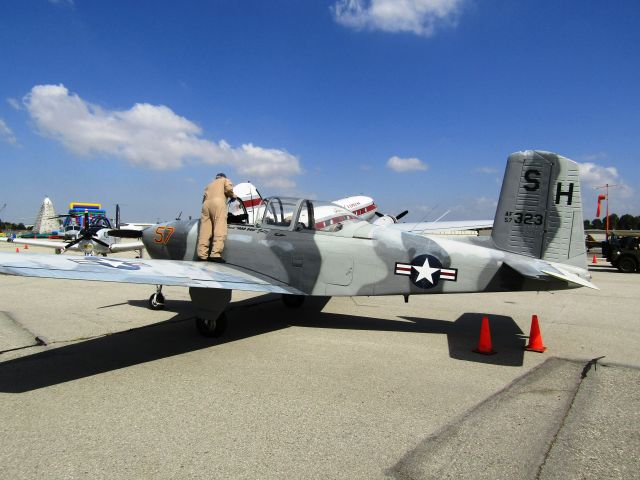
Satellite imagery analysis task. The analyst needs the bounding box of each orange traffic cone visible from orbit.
[15,247,19,253]
[24,244,29,249]
[524,315,547,353]
[473,316,496,355]
[592,254,597,264]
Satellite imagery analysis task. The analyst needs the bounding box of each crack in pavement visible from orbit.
[534,356,607,480]
[387,357,602,480]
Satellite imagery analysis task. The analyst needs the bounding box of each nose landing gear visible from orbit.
[148,285,165,310]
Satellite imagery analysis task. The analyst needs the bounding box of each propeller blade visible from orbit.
[374,212,384,217]
[116,204,120,230]
[92,237,110,248]
[396,210,409,221]
[107,229,143,239]
[64,237,82,249]
[83,211,90,237]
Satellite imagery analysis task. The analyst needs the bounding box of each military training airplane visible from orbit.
[0,206,145,256]
[0,150,596,338]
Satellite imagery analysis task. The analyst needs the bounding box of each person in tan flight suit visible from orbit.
[197,173,237,263]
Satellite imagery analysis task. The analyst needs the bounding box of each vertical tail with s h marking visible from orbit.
[492,150,586,269]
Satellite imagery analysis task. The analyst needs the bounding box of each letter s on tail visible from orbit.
[492,150,586,269]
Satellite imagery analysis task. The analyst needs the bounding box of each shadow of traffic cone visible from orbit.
[473,316,496,355]
[592,254,597,264]
[524,315,547,353]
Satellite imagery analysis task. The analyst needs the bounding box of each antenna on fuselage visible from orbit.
[432,210,450,223]
[408,203,441,232]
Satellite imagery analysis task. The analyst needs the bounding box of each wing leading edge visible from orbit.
[0,252,304,295]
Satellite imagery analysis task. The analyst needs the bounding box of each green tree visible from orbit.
[618,214,638,230]
[592,218,604,229]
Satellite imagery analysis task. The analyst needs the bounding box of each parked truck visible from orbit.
[603,235,640,273]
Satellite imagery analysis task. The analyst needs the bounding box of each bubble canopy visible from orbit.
[256,197,363,232]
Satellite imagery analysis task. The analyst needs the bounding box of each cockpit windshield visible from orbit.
[261,197,299,229]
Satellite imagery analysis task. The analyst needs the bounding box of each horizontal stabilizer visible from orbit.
[504,258,598,290]
[540,266,599,290]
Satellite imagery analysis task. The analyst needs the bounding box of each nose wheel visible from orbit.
[148,285,165,310]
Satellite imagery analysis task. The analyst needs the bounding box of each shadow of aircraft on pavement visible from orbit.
[0,296,525,393]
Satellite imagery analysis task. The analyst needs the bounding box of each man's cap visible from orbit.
[215,172,227,179]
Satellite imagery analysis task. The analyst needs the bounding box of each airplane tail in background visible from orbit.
[492,150,587,269]
[232,182,264,224]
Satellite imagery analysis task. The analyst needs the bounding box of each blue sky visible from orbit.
[1,0,638,224]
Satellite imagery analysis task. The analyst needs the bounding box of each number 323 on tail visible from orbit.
[504,211,544,225]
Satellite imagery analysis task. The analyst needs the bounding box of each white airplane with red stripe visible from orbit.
[232,183,491,233]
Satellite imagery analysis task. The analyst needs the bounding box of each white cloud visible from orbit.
[7,98,21,110]
[474,166,498,174]
[332,0,464,36]
[580,152,608,162]
[233,144,301,188]
[23,84,301,187]
[578,162,633,198]
[386,155,428,172]
[0,118,17,145]
[449,196,497,219]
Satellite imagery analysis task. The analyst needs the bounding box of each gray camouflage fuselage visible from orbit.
[143,217,579,297]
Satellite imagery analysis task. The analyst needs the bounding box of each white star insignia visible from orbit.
[412,256,441,284]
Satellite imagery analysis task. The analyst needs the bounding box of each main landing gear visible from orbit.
[146,285,229,337]
[189,287,230,337]
[148,285,165,310]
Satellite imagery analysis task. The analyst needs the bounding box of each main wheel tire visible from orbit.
[282,294,305,308]
[196,312,227,337]
[616,257,637,274]
[148,292,166,310]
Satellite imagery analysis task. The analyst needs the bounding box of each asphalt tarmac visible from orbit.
[0,242,638,479]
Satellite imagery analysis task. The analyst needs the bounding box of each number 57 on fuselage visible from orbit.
[0,150,596,337]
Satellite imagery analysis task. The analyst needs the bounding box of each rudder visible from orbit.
[492,150,586,268]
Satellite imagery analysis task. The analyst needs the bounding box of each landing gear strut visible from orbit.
[148,285,165,310]
[190,287,230,337]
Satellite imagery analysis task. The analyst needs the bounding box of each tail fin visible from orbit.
[492,150,586,268]
[231,182,263,224]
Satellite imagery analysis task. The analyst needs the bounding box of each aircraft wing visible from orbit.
[0,252,305,295]
[0,237,77,250]
[108,241,145,253]
[390,220,494,234]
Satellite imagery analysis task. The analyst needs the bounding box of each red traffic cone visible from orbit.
[592,254,597,264]
[473,316,496,355]
[525,315,547,353]
[24,244,29,249]
[15,247,20,253]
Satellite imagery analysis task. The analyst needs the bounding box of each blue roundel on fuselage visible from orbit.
[409,254,443,289]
